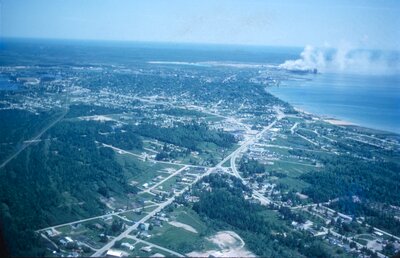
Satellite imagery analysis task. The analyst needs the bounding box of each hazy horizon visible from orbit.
[2,0,400,51]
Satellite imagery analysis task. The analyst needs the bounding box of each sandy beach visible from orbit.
[324,119,355,126]
[293,107,355,126]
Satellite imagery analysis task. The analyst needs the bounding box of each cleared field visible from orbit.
[158,176,180,192]
[267,160,315,177]
[143,206,215,254]
[203,116,225,122]
[119,210,147,222]
[275,177,310,191]
[147,223,206,254]
[221,159,231,167]
[357,234,375,241]
[172,207,209,234]
[272,134,318,150]
[115,152,181,185]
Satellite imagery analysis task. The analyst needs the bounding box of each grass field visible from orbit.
[115,152,181,185]
[357,234,375,240]
[354,238,368,245]
[172,207,209,234]
[143,206,215,254]
[269,160,314,175]
[147,223,205,254]
[278,177,310,191]
[119,210,147,222]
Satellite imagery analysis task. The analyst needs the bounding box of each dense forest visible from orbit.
[0,109,63,163]
[328,198,400,237]
[135,122,236,151]
[299,155,400,206]
[294,151,400,236]
[0,120,142,256]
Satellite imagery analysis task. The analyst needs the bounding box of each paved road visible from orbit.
[91,152,230,256]
[230,119,279,178]
[372,226,400,242]
[290,122,299,134]
[91,196,177,256]
[126,235,184,257]
[141,165,189,194]
[91,116,282,257]
[100,142,207,168]
[290,199,339,210]
[36,204,158,232]
[228,117,283,205]
[329,230,386,258]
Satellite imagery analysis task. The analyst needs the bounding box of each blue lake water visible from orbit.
[268,72,400,133]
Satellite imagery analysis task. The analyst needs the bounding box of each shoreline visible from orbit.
[288,104,398,135]
[323,119,355,126]
[292,107,355,126]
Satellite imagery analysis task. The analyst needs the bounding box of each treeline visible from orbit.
[329,198,400,237]
[192,174,341,257]
[0,109,62,163]
[299,155,400,206]
[0,120,142,256]
[154,143,186,161]
[161,108,206,117]
[135,122,236,151]
[65,104,125,118]
[53,120,143,151]
[298,153,400,236]
[99,125,143,150]
[239,157,265,177]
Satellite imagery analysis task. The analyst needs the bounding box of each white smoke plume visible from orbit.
[279,44,400,75]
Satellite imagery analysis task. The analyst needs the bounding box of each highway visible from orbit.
[100,142,208,168]
[36,103,398,257]
[229,112,285,205]
[36,204,158,233]
[91,114,282,256]
[91,194,177,256]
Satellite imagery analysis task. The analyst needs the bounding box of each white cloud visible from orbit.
[279,43,400,74]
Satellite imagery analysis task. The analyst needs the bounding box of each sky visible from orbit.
[1,0,400,49]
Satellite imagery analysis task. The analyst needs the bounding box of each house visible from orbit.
[45,229,58,237]
[121,242,134,251]
[106,249,124,258]
[141,231,152,238]
[187,196,199,203]
[140,246,152,253]
[139,222,150,231]
[158,216,169,222]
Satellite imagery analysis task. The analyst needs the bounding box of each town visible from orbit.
[1,58,399,257]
